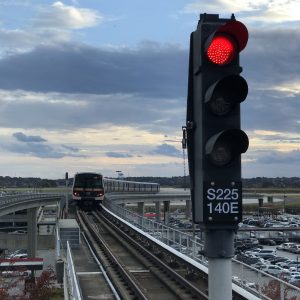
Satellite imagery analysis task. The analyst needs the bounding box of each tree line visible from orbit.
[2,175,300,189]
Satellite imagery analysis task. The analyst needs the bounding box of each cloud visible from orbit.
[152,144,181,157]
[61,144,80,152]
[0,26,299,138]
[0,42,187,97]
[106,152,133,158]
[7,142,65,158]
[257,149,300,164]
[0,27,298,138]
[0,42,187,134]
[182,1,300,24]
[0,6,299,179]
[1,131,85,159]
[0,2,105,56]
[254,132,300,143]
[34,2,103,30]
[182,0,255,14]
[13,132,47,142]
[0,89,184,134]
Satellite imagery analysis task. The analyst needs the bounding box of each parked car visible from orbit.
[269,257,290,265]
[11,252,28,259]
[245,248,264,256]
[287,263,300,272]
[252,261,269,270]
[7,249,27,259]
[259,238,276,246]
[288,274,300,284]
[1,270,28,277]
[244,238,259,245]
[289,244,300,254]
[277,242,297,251]
[236,253,263,265]
[261,265,286,276]
[8,230,27,235]
[289,271,300,277]
[255,249,277,259]
[278,270,291,281]
[277,259,295,268]
[278,261,300,270]
[273,237,289,245]
[288,224,299,228]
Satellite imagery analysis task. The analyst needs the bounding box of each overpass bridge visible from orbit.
[0,193,63,217]
[0,193,63,258]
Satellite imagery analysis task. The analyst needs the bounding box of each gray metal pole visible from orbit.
[163,201,170,224]
[27,207,37,258]
[65,178,69,216]
[137,202,144,228]
[208,258,232,300]
[185,199,191,219]
[155,201,161,222]
[204,230,235,300]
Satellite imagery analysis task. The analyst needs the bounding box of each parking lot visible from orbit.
[232,213,300,296]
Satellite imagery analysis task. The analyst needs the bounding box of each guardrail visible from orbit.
[104,197,203,260]
[56,225,61,259]
[0,193,62,205]
[66,241,82,300]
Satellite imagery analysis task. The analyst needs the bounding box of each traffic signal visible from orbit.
[186,13,249,229]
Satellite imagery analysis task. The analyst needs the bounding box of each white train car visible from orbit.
[103,178,160,193]
[72,172,105,207]
[72,172,160,207]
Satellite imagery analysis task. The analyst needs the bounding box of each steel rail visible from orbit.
[94,209,209,300]
[77,210,148,300]
[80,231,121,300]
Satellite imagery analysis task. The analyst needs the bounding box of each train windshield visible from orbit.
[74,174,103,189]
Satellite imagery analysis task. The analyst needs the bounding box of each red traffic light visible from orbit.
[207,34,236,65]
[205,20,248,66]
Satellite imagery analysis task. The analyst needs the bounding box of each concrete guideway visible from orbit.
[0,193,63,258]
[0,193,63,216]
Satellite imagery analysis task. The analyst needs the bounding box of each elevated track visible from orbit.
[71,203,261,300]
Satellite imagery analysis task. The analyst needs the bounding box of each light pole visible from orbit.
[65,172,69,217]
[116,170,124,179]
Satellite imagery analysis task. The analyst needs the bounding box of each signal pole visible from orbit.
[65,172,69,217]
[186,13,249,299]
[182,126,187,191]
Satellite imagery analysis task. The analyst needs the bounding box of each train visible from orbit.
[72,172,160,207]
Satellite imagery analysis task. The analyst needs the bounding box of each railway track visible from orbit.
[76,206,258,299]
[77,208,209,299]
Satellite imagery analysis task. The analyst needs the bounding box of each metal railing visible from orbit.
[0,192,62,206]
[104,199,300,300]
[66,241,82,300]
[56,225,61,259]
[104,198,205,261]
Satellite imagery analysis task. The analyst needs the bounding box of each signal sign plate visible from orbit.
[203,181,242,224]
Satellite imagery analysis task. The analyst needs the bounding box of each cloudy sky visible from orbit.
[0,0,299,179]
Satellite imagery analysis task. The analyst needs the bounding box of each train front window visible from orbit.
[74,174,103,189]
